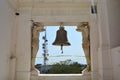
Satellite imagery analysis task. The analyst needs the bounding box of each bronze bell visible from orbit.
[52,26,71,53]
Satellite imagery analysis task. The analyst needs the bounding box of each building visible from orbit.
[0,0,120,80]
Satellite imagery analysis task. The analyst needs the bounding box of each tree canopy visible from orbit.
[45,59,86,74]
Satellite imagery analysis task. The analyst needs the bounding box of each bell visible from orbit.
[52,26,71,53]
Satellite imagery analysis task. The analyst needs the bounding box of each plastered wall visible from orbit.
[0,0,15,80]
[1,0,120,80]
[106,0,120,80]
[106,0,120,48]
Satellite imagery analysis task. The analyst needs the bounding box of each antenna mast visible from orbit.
[42,28,49,65]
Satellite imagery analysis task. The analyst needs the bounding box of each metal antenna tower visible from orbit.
[42,27,49,66]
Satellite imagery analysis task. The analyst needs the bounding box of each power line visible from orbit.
[36,55,85,58]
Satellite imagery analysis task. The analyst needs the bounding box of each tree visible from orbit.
[45,59,86,74]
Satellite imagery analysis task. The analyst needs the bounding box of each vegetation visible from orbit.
[45,59,86,74]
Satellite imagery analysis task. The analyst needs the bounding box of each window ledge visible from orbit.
[38,74,83,76]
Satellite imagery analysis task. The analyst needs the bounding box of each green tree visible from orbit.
[46,59,86,74]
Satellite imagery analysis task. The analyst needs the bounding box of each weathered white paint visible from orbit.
[0,0,120,80]
[106,0,120,48]
[111,47,120,80]
[97,0,120,80]
[90,14,99,80]
[0,0,16,80]
[97,0,113,80]
[15,10,31,80]
[31,74,91,80]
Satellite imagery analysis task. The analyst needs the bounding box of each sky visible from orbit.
[35,26,86,65]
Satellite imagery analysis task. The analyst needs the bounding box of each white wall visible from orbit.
[0,0,15,80]
[15,8,31,80]
[97,0,114,80]
[106,0,120,80]
[106,0,120,48]
[111,47,120,80]
[38,74,91,80]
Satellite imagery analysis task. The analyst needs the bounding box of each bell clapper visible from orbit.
[61,44,63,54]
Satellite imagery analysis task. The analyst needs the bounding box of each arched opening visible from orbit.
[31,22,90,74]
[35,26,87,74]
